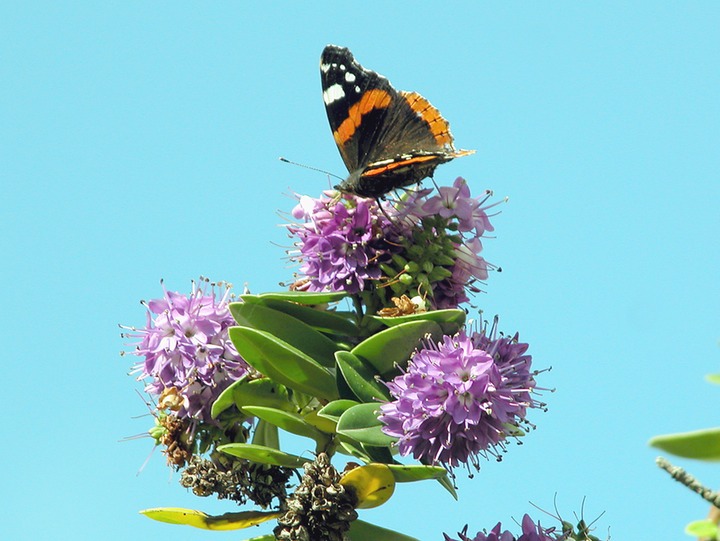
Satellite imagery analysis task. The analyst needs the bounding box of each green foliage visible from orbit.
[649,428,720,461]
[228,326,338,400]
[217,443,307,468]
[351,319,442,375]
[685,519,718,539]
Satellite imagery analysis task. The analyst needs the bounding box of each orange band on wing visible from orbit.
[362,155,438,177]
[333,89,392,146]
[401,91,453,146]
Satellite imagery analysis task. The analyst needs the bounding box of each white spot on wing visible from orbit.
[354,85,361,93]
[345,72,356,83]
[320,63,331,73]
[340,63,346,71]
[323,83,345,105]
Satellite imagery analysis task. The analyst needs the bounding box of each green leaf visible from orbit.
[361,444,395,464]
[436,472,459,500]
[303,410,339,433]
[139,508,280,530]
[241,291,349,305]
[211,374,249,418]
[251,419,279,449]
[386,464,457,499]
[706,374,720,385]
[229,326,338,400]
[685,519,718,538]
[352,320,442,375]
[317,399,360,422]
[217,443,307,468]
[243,406,329,443]
[232,377,293,412]
[649,428,720,460]
[336,437,373,462]
[250,297,360,337]
[336,351,391,403]
[387,464,447,483]
[229,302,339,368]
[369,309,466,335]
[337,403,397,447]
[348,519,420,541]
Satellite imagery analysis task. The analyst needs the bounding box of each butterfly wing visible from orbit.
[321,45,474,197]
[320,45,398,173]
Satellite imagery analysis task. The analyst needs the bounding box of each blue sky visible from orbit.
[2,2,719,540]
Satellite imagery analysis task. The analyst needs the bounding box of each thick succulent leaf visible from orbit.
[248,297,360,337]
[251,419,279,449]
[228,327,338,400]
[241,291,348,305]
[362,444,395,464]
[685,519,718,538]
[351,320,442,375]
[243,406,329,443]
[649,428,720,460]
[348,519,420,541]
[436,473,459,500]
[337,403,397,447]
[303,410,339,433]
[232,377,293,412]
[336,363,360,401]
[229,302,338,368]
[387,464,447,483]
[139,508,280,530]
[368,309,466,335]
[318,399,360,422]
[218,443,307,468]
[340,464,395,509]
[336,351,391,403]
[387,464,457,499]
[336,437,373,462]
[211,374,249,418]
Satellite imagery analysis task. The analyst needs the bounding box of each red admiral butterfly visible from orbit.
[321,45,474,198]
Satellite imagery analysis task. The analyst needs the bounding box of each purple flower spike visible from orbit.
[444,514,556,541]
[123,279,249,423]
[379,326,541,470]
[286,193,399,294]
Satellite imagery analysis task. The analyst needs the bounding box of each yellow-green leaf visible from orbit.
[649,428,720,460]
[340,464,395,509]
[140,508,280,530]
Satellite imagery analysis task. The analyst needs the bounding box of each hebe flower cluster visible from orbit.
[379,325,541,470]
[124,279,249,423]
[286,177,498,309]
[286,191,399,294]
[444,515,557,541]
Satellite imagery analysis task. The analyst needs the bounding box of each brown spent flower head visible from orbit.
[274,453,358,541]
[159,414,193,468]
[180,456,293,509]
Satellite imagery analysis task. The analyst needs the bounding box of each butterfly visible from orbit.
[320,45,474,198]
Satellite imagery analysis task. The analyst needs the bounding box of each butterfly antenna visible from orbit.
[279,157,344,181]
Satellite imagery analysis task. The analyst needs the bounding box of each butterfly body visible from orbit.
[320,45,474,198]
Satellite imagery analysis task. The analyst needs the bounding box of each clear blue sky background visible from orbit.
[2,3,719,540]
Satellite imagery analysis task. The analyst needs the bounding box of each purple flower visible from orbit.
[379,326,541,470]
[444,515,557,541]
[422,177,497,237]
[286,178,500,310]
[286,193,400,294]
[123,279,249,423]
